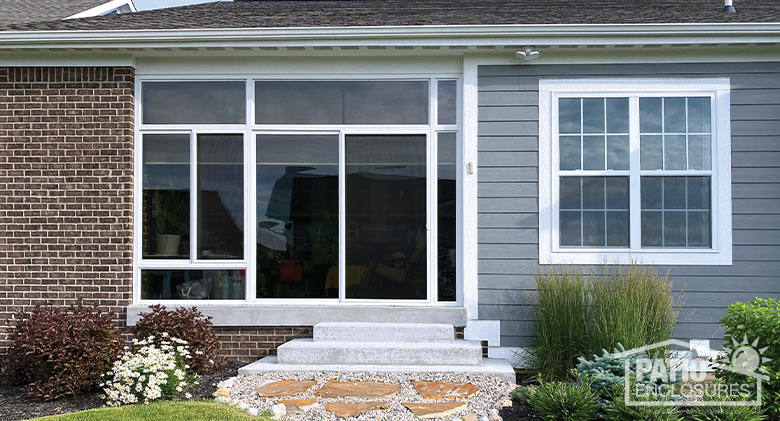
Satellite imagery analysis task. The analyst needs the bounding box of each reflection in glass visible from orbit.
[197,134,244,259]
[142,81,245,124]
[582,98,605,133]
[141,270,245,300]
[256,135,339,298]
[255,81,429,124]
[438,133,457,301]
[559,176,629,247]
[345,135,427,300]
[559,98,581,134]
[641,176,711,248]
[438,80,457,125]
[143,134,190,259]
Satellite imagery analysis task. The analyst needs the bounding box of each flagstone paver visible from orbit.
[254,379,317,397]
[404,401,469,419]
[324,401,390,418]
[277,397,317,414]
[314,379,400,398]
[412,381,481,400]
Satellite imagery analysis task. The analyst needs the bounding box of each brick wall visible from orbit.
[0,67,136,353]
[215,326,313,363]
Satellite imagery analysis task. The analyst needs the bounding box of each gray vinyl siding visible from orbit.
[477,62,780,349]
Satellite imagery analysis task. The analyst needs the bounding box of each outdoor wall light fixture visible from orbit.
[516,46,540,61]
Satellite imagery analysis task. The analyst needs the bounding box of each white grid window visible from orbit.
[539,79,732,265]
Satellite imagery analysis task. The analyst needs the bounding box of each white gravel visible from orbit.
[225,371,515,420]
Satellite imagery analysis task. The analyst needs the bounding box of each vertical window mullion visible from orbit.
[338,130,346,303]
[189,130,197,263]
[629,97,642,251]
[246,80,255,302]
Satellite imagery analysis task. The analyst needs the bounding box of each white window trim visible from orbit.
[133,74,465,306]
[538,78,732,266]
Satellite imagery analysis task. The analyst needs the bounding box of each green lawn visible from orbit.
[32,401,271,421]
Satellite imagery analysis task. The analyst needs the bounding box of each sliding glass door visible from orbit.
[345,134,428,300]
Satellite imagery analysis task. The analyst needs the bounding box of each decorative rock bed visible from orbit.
[215,371,515,420]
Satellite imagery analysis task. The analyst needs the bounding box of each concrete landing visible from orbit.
[238,356,517,383]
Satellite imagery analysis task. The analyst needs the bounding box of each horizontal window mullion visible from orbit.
[639,171,713,176]
[138,260,247,269]
[559,171,630,176]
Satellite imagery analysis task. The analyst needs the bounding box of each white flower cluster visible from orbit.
[101,333,197,407]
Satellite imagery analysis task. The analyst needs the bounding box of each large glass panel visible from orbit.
[255,134,339,298]
[255,81,429,125]
[141,269,245,300]
[197,134,244,259]
[142,81,245,124]
[345,135,427,299]
[437,80,457,125]
[559,176,629,248]
[437,133,457,302]
[142,134,190,259]
[641,176,712,248]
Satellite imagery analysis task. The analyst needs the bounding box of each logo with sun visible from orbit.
[716,335,771,377]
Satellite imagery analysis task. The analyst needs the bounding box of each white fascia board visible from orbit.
[1,23,780,49]
[65,0,136,20]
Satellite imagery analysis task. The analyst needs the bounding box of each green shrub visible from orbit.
[132,305,225,374]
[511,385,537,405]
[530,265,678,380]
[687,383,766,421]
[715,297,780,418]
[3,305,122,400]
[530,267,589,379]
[588,265,678,353]
[605,383,683,421]
[527,379,600,421]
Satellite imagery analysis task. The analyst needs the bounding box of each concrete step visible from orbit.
[277,338,483,366]
[239,355,517,383]
[313,322,454,343]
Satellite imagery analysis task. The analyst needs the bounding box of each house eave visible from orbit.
[1,23,780,50]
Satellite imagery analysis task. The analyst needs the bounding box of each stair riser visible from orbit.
[278,344,483,366]
[314,323,454,343]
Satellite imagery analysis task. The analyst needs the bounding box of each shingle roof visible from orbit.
[0,0,110,27]
[3,0,780,32]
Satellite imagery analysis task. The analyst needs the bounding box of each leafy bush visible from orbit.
[132,305,225,374]
[530,265,678,380]
[605,383,683,421]
[715,297,780,418]
[527,379,600,421]
[511,385,537,405]
[587,265,678,352]
[102,334,198,406]
[530,267,589,379]
[687,383,766,421]
[3,305,122,400]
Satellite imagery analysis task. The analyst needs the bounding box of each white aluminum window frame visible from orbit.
[539,78,732,265]
[134,74,463,305]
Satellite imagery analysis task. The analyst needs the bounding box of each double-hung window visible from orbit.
[539,79,732,265]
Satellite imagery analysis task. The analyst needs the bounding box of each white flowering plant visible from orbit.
[100,333,199,406]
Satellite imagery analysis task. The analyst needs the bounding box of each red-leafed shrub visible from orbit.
[3,305,122,401]
[131,305,225,374]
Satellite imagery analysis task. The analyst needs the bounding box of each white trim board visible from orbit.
[538,78,733,266]
[65,0,136,20]
[2,23,780,50]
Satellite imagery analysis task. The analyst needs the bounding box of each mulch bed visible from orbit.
[499,402,541,421]
[0,360,243,421]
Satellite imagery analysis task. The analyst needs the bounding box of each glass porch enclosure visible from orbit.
[137,78,460,304]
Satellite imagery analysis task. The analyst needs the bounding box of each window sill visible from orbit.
[126,304,468,327]
[540,249,732,266]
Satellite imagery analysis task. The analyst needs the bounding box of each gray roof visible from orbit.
[0,0,110,27]
[3,0,780,32]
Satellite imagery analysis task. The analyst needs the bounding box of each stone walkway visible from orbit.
[214,371,514,420]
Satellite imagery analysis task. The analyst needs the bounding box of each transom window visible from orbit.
[538,79,732,265]
[136,78,460,303]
